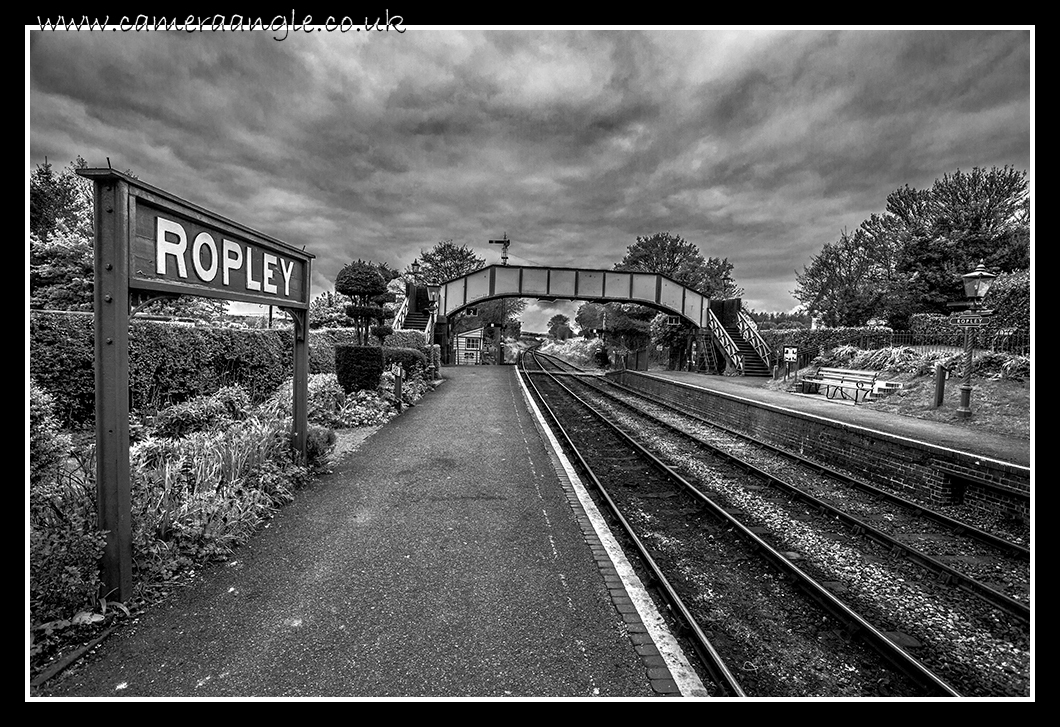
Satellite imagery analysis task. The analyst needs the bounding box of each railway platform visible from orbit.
[32,365,707,700]
[645,370,1031,469]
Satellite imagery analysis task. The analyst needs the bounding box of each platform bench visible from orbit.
[800,367,879,403]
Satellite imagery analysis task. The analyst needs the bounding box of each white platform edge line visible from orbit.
[517,368,710,698]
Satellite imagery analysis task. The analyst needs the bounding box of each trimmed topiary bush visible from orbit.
[335,344,384,393]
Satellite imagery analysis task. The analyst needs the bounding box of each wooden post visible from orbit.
[291,309,309,461]
[93,175,133,602]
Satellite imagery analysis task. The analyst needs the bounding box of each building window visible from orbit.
[465,338,480,350]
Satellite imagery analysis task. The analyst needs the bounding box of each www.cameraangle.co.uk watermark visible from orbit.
[35,10,405,41]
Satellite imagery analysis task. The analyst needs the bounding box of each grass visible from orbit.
[861,372,1031,440]
[765,357,1031,441]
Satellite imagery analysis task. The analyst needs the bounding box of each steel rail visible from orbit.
[520,353,747,697]
[595,373,1030,561]
[565,373,1030,625]
[526,351,961,698]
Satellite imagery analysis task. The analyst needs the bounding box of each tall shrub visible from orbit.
[335,344,384,393]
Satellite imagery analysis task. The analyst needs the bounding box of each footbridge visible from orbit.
[398,264,772,376]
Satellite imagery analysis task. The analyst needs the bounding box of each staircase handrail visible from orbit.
[422,286,440,344]
[424,309,436,345]
[706,309,744,374]
[392,294,410,331]
[737,309,773,368]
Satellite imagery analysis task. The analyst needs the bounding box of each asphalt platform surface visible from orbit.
[34,365,689,700]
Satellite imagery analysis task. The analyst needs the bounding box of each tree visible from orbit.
[134,295,229,322]
[410,240,485,285]
[699,257,744,299]
[309,290,353,329]
[30,156,93,243]
[793,166,1030,329]
[335,260,398,345]
[548,314,573,340]
[615,232,743,360]
[29,156,229,323]
[793,228,889,327]
[895,166,1030,315]
[30,157,95,310]
[615,231,743,298]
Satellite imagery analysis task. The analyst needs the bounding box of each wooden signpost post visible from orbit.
[78,168,313,602]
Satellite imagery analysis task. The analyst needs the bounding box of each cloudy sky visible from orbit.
[28,24,1032,331]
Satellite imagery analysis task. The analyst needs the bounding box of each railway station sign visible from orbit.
[949,313,989,328]
[76,168,314,603]
[81,170,312,308]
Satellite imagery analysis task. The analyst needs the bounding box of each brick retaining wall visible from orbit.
[607,371,1030,521]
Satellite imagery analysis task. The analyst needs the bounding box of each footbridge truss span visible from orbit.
[437,264,713,327]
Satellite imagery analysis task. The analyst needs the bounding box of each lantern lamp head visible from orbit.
[961,261,997,301]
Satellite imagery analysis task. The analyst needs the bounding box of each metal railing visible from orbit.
[838,330,1029,356]
[706,309,744,374]
[424,309,436,345]
[392,294,409,331]
[737,309,773,367]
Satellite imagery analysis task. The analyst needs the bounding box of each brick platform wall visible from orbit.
[608,371,1030,521]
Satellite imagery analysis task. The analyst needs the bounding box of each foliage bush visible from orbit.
[383,346,428,376]
[302,423,338,467]
[126,412,312,589]
[30,384,70,489]
[909,313,952,335]
[268,373,352,430]
[982,269,1030,336]
[29,383,106,626]
[812,346,1030,381]
[538,338,606,368]
[154,396,225,439]
[335,344,384,393]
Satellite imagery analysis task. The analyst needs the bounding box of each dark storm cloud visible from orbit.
[29,27,1031,317]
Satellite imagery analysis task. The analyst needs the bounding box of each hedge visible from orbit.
[758,326,895,362]
[29,313,438,427]
[30,311,295,427]
[383,346,428,375]
[382,329,430,352]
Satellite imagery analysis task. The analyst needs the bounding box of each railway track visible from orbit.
[520,351,1030,697]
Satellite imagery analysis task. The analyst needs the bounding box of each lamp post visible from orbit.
[954,262,997,420]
